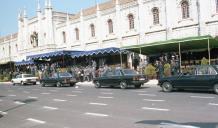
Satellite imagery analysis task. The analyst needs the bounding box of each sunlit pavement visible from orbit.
[0,82,218,128]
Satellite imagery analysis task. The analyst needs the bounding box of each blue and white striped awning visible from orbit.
[71,47,128,58]
[27,50,81,60]
[15,60,34,66]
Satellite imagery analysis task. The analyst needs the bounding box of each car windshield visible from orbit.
[59,72,72,77]
[122,69,138,75]
[23,74,34,78]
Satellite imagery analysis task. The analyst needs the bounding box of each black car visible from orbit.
[93,69,148,89]
[158,65,218,94]
[40,72,77,87]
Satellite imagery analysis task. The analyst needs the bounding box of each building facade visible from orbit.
[1,0,218,64]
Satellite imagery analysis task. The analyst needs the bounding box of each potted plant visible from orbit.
[144,64,156,79]
[164,63,171,77]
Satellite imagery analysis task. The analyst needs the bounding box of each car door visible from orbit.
[98,70,112,86]
[106,69,122,86]
[13,75,21,84]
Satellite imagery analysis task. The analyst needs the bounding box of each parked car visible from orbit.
[11,74,38,85]
[40,72,77,87]
[93,69,148,89]
[158,65,218,94]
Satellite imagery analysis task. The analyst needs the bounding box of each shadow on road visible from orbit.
[136,120,218,128]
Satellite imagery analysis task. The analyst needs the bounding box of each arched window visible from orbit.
[15,44,18,52]
[75,28,79,40]
[181,0,190,19]
[90,24,95,37]
[128,14,134,29]
[62,31,66,43]
[108,19,113,34]
[152,7,160,25]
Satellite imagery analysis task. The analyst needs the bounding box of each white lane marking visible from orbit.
[0,111,7,115]
[40,93,51,95]
[85,112,109,117]
[98,96,114,99]
[0,99,2,102]
[8,90,14,92]
[72,91,82,93]
[43,106,58,110]
[15,101,26,105]
[209,103,218,106]
[160,122,200,128]
[133,90,147,93]
[53,99,67,102]
[27,118,46,124]
[32,89,39,91]
[142,107,170,111]
[8,94,16,97]
[138,94,156,96]
[28,96,38,99]
[100,89,111,91]
[101,92,113,95]
[191,96,215,99]
[89,102,108,106]
[67,94,77,97]
[49,90,58,92]
[75,89,84,91]
[23,91,30,94]
[143,99,165,102]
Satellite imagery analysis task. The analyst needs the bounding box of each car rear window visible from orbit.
[59,72,72,77]
[122,69,138,75]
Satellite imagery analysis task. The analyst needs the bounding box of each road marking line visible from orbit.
[98,96,114,99]
[67,94,77,97]
[85,112,109,117]
[14,101,26,105]
[53,99,67,102]
[75,89,84,91]
[133,90,147,93]
[0,111,7,115]
[191,96,215,99]
[72,91,82,93]
[89,102,108,106]
[160,122,200,128]
[0,99,2,102]
[142,107,170,111]
[27,118,46,124]
[138,94,156,96]
[23,91,30,94]
[49,90,58,92]
[101,92,113,95]
[28,96,38,99]
[43,106,58,110]
[8,90,14,92]
[209,103,218,106]
[40,93,51,95]
[8,94,16,97]
[143,99,165,102]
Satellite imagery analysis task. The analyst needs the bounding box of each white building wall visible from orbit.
[1,0,218,63]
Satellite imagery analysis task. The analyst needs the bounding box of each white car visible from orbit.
[11,74,38,85]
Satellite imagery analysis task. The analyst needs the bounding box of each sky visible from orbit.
[0,0,108,37]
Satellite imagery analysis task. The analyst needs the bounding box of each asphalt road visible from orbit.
[0,82,218,128]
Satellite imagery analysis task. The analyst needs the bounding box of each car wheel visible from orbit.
[56,82,62,87]
[94,81,101,88]
[70,83,75,86]
[41,81,45,87]
[214,84,218,94]
[11,81,15,86]
[33,82,36,85]
[162,82,173,92]
[120,81,127,89]
[21,81,25,86]
[135,84,141,89]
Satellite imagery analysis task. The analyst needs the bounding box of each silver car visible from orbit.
[11,74,38,85]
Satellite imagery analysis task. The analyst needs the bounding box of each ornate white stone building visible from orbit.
[1,0,218,64]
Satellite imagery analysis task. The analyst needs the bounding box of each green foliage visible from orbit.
[164,63,171,77]
[144,64,156,79]
[201,57,208,65]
